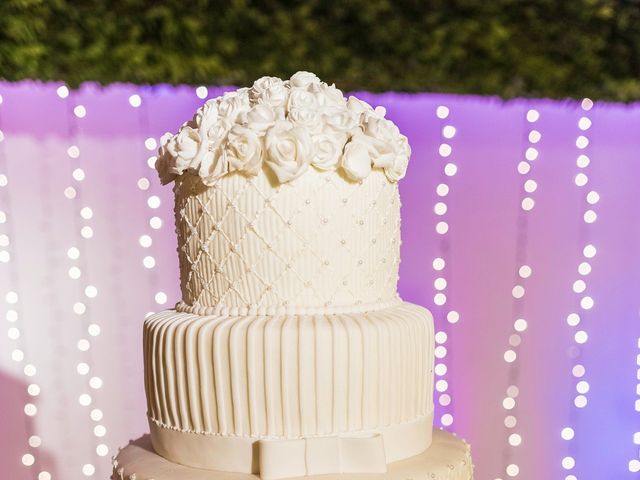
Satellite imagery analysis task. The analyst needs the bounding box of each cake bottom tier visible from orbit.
[112,429,473,480]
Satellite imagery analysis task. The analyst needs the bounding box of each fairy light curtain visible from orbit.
[0,82,639,480]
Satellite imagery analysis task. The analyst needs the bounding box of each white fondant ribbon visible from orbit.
[148,412,433,476]
[258,433,387,480]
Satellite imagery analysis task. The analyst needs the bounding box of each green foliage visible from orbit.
[1,0,639,100]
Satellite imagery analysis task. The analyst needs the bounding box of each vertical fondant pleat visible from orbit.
[264,316,283,436]
[173,317,191,430]
[184,316,209,432]
[281,316,300,437]
[212,317,235,434]
[314,315,333,435]
[247,316,267,436]
[331,315,348,433]
[345,313,364,431]
[229,316,252,436]
[298,315,316,436]
[155,315,174,425]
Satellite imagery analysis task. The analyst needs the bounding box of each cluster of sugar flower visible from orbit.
[156,71,410,186]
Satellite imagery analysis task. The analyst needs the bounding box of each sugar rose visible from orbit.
[225,125,264,176]
[250,76,283,103]
[258,83,289,109]
[264,121,313,182]
[154,72,411,186]
[156,133,178,185]
[383,134,411,182]
[195,100,220,133]
[341,133,374,181]
[323,107,359,133]
[289,71,321,89]
[166,126,203,174]
[288,107,322,133]
[240,104,278,135]
[217,91,250,122]
[311,133,347,170]
[317,83,346,109]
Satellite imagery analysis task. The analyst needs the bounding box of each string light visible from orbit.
[430,105,459,428]
[195,86,209,99]
[631,334,640,472]
[0,102,52,479]
[562,98,597,478]
[134,92,165,375]
[63,85,108,476]
[497,107,542,478]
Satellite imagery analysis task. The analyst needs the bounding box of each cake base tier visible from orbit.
[112,429,473,480]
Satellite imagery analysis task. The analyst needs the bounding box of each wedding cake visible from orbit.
[112,72,473,480]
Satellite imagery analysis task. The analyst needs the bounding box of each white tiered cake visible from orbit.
[113,72,473,480]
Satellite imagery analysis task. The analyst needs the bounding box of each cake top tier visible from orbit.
[156,72,411,314]
[155,71,411,187]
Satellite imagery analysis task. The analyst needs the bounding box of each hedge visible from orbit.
[1,0,639,100]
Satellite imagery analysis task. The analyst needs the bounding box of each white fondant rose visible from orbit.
[155,132,178,184]
[384,154,409,182]
[289,71,321,89]
[323,107,359,133]
[288,107,322,133]
[154,72,412,186]
[239,104,277,135]
[341,134,374,181]
[364,116,402,168]
[198,119,233,186]
[250,76,283,103]
[287,88,318,113]
[218,91,250,122]
[383,134,411,182]
[365,116,400,143]
[258,83,289,109]
[225,125,264,176]
[346,96,375,124]
[199,148,228,186]
[195,100,219,132]
[264,121,313,182]
[166,126,203,173]
[317,83,346,109]
[311,133,346,170]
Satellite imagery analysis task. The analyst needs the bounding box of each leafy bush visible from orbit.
[1,0,639,100]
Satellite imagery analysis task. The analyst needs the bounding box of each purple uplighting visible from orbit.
[0,82,639,479]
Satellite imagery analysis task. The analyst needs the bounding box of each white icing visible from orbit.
[155,72,411,186]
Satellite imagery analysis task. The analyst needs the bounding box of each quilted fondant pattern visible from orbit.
[174,168,401,311]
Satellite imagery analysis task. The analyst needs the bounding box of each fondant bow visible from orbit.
[258,433,387,480]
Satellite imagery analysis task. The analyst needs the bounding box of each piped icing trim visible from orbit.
[155,71,411,186]
[174,297,403,316]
